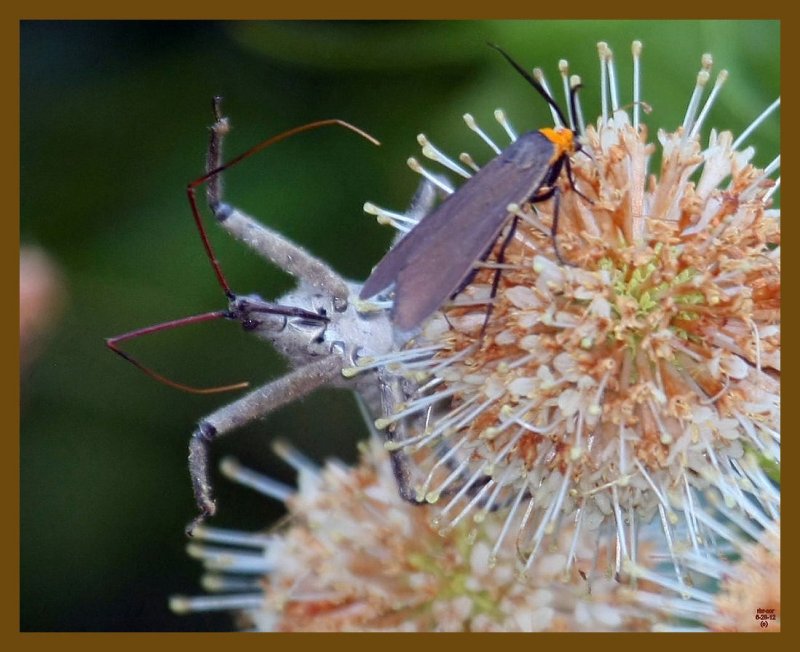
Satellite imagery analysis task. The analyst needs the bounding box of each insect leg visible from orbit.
[528,183,571,266]
[203,100,352,309]
[187,353,344,534]
[480,215,520,335]
[564,156,592,203]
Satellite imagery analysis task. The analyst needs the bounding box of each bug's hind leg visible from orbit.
[205,100,350,309]
[187,354,343,534]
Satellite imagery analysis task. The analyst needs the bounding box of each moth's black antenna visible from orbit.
[488,43,571,129]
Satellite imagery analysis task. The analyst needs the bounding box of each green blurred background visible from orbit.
[20,20,779,631]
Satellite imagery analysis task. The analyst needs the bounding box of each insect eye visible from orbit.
[241,318,261,332]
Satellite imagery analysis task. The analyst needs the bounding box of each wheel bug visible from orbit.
[107,99,413,534]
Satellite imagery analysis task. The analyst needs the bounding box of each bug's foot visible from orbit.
[185,501,216,537]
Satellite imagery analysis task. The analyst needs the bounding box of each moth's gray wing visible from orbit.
[360,133,552,305]
[381,132,555,330]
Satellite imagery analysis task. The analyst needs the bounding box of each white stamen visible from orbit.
[597,42,610,124]
[746,318,763,377]
[605,44,619,112]
[459,151,480,172]
[689,69,728,140]
[632,40,643,129]
[494,109,517,142]
[559,59,574,129]
[633,459,672,514]
[417,133,472,179]
[418,436,469,499]
[713,476,773,535]
[533,67,563,127]
[220,457,293,503]
[376,386,460,431]
[679,475,702,553]
[463,113,501,154]
[647,398,673,445]
[489,482,528,565]
[473,473,512,522]
[570,75,586,134]
[741,453,781,508]
[444,477,495,530]
[741,154,780,201]
[433,397,494,441]
[427,454,472,504]
[201,574,262,593]
[407,157,454,194]
[397,395,486,452]
[682,65,711,133]
[271,439,319,475]
[170,593,265,614]
[437,460,491,519]
[692,507,751,555]
[564,507,585,573]
[521,479,564,573]
[657,503,686,591]
[187,543,271,573]
[610,484,629,561]
[732,97,780,150]
[627,504,638,568]
[191,525,271,548]
[425,343,478,375]
[363,201,418,232]
[345,344,442,376]
[624,559,712,603]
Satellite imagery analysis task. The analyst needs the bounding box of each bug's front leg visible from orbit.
[186,354,343,534]
[205,101,351,309]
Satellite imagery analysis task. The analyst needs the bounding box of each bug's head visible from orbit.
[229,294,328,335]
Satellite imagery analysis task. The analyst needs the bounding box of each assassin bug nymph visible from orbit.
[107,99,419,534]
[360,44,591,332]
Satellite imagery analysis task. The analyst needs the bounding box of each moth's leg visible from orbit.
[529,184,570,266]
[564,156,592,203]
[549,190,571,266]
[187,353,343,534]
[205,100,350,309]
[478,215,520,335]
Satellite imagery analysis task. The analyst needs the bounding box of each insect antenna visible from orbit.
[488,43,572,128]
[105,311,249,395]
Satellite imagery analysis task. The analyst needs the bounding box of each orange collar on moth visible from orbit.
[538,127,577,162]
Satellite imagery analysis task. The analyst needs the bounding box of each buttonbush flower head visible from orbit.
[172,438,666,631]
[354,41,779,583]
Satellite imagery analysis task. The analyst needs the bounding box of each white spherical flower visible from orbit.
[354,41,779,585]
